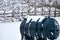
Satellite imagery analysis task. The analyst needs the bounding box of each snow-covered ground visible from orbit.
[0,16,60,40]
[0,22,21,40]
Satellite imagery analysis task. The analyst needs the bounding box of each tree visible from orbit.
[54,0,58,17]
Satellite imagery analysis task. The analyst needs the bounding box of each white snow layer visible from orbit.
[0,22,21,40]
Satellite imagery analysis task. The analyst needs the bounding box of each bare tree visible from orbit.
[54,0,58,17]
[41,0,44,15]
[48,0,52,16]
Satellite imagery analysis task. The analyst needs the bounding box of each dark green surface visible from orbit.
[20,17,59,40]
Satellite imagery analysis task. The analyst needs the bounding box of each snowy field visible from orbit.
[0,16,60,40]
[0,22,21,40]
